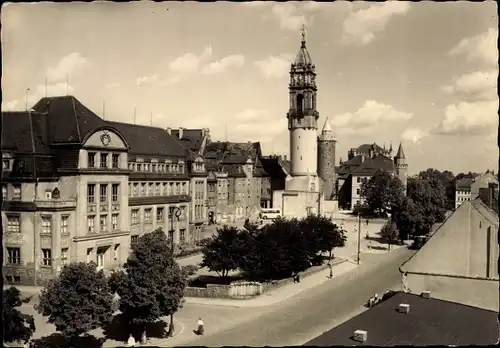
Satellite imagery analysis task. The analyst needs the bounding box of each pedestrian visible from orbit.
[328,263,333,279]
[127,334,136,347]
[197,317,204,335]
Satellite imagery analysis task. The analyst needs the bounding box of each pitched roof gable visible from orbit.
[171,129,205,153]
[351,154,394,176]
[400,199,499,278]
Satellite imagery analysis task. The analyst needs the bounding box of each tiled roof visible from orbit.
[456,177,474,189]
[356,143,385,154]
[261,157,288,178]
[221,164,246,178]
[351,154,394,176]
[106,121,186,158]
[171,129,205,153]
[32,96,106,144]
[305,292,498,346]
[204,141,268,176]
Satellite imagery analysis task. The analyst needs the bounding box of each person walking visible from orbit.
[328,263,333,279]
[197,317,204,335]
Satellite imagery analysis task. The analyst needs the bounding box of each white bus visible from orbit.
[260,208,281,220]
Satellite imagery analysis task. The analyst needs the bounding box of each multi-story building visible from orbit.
[336,142,407,210]
[2,96,204,286]
[455,170,498,209]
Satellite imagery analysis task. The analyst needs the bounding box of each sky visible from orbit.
[2,1,498,175]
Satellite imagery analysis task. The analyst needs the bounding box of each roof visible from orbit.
[456,177,474,189]
[171,129,205,153]
[322,118,333,133]
[351,154,394,176]
[1,111,51,154]
[106,121,186,158]
[294,36,313,66]
[31,96,106,144]
[204,141,268,176]
[395,142,406,159]
[305,292,498,346]
[261,157,288,178]
[400,199,499,278]
[355,143,385,155]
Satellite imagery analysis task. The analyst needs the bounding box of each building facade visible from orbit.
[455,171,498,209]
[2,96,206,286]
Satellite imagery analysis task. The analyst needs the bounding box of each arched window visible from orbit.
[296,94,304,113]
[312,94,316,109]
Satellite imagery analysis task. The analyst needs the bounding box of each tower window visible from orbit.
[296,94,304,113]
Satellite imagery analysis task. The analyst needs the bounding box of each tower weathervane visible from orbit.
[301,24,307,41]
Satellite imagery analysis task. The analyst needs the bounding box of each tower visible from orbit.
[317,118,337,200]
[394,142,408,194]
[287,25,319,178]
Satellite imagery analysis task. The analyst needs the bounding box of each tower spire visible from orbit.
[300,24,307,47]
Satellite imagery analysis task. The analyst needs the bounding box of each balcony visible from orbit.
[128,194,191,207]
[35,199,77,211]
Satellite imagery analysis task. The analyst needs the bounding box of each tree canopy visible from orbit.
[201,225,244,277]
[113,229,186,335]
[35,262,114,340]
[3,287,36,344]
[360,170,405,216]
[300,215,347,260]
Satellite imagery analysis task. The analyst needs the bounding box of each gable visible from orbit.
[83,129,127,150]
[401,200,499,278]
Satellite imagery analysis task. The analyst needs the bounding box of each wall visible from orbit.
[405,273,499,312]
[290,128,317,176]
[282,191,321,219]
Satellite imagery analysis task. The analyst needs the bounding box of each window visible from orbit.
[45,190,52,200]
[131,209,139,224]
[7,216,20,233]
[356,189,360,195]
[100,153,108,168]
[148,183,154,196]
[86,248,93,263]
[61,248,68,265]
[87,184,96,203]
[42,249,52,266]
[112,184,119,202]
[112,154,119,168]
[137,163,142,171]
[87,215,95,233]
[12,184,21,200]
[88,152,96,168]
[152,164,157,172]
[2,184,6,200]
[144,208,152,223]
[163,183,168,195]
[100,184,108,203]
[100,215,108,232]
[357,177,360,183]
[176,183,181,195]
[157,207,164,221]
[140,183,145,196]
[180,229,186,243]
[41,216,52,235]
[7,247,20,264]
[155,183,160,196]
[3,159,10,170]
[97,251,104,269]
[114,244,120,261]
[144,163,149,171]
[133,183,139,196]
[112,214,119,230]
[61,215,69,235]
[169,183,174,195]
[131,235,139,245]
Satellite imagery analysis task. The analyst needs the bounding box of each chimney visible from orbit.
[421,290,431,299]
[201,129,205,138]
[353,330,367,343]
[166,127,172,135]
[178,127,184,140]
[398,303,410,314]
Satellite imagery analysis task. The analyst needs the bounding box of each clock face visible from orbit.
[100,131,111,147]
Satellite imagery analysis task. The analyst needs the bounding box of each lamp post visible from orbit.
[168,206,182,337]
[356,214,361,265]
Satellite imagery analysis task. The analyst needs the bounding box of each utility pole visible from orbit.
[357,214,361,265]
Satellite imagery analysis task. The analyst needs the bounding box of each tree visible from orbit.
[407,179,446,230]
[300,215,347,260]
[201,225,242,277]
[392,196,427,239]
[418,168,455,210]
[114,229,186,341]
[380,220,399,246]
[3,287,36,344]
[360,170,405,216]
[35,262,114,343]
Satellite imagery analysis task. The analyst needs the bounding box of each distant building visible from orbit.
[400,198,499,312]
[305,291,498,346]
[478,182,498,214]
[335,143,407,210]
[2,96,204,286]
[455,170,497,209]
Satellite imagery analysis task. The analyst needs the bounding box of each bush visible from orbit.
[181,265,199,278]
[3,287,36,344]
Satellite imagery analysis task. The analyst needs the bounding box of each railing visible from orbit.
[35,199,77,210]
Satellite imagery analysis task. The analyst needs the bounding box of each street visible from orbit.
[164,247,415,347]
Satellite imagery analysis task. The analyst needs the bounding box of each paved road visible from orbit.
[173,247,415,347]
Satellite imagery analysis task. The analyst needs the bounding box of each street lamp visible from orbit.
[168,206,182,337]
[356,214,361,265]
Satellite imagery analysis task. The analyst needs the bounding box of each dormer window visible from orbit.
[100,153,108,168]
[12,185,21,200]
[88,153,96,168]
[112,154,119,168]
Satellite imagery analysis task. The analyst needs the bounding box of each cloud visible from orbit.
[168,46,213,74]
[449,28,498,66]
[401,127,429,144]
[331,100,413,129]
[201,54,245,75]
[46,52,90,82]
[441,70,498,101]
[106,82,120,89]
[342,2,411,46]
[136,74,159,86]
[2,100,19,111]
[232,109,287,142]
[271,3,307,31]
[254,53,293,79]
[432,99,499,136]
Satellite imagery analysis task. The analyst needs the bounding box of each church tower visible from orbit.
[317,118,336,200]
[287,26,319,179]
[394,142,408,194]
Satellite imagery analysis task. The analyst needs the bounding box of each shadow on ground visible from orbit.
[31,333,105,348]
[102,313,168,343]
